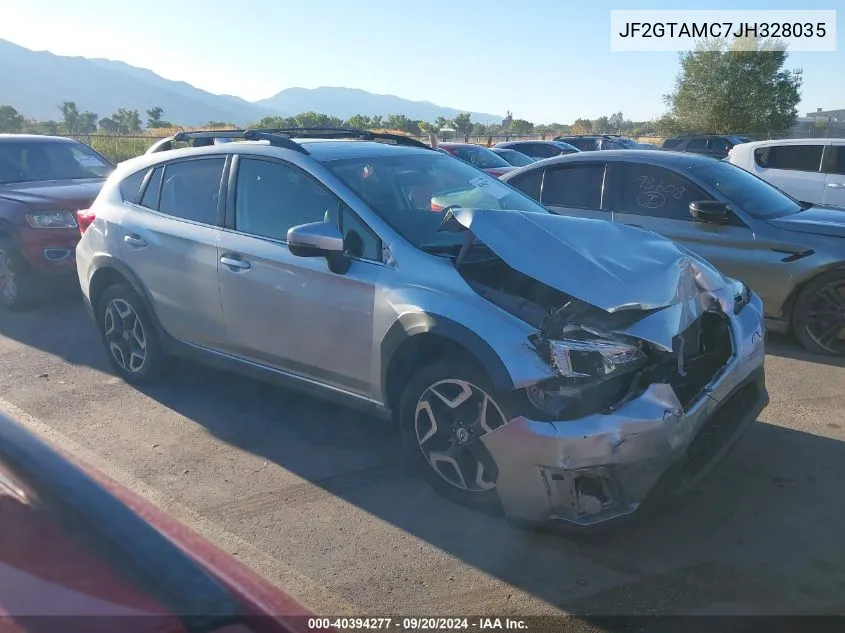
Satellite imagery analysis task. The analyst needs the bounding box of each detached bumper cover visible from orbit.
[481,293,768,530]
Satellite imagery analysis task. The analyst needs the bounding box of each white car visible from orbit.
[727,138,845,208]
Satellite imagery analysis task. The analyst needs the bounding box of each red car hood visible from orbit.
[0,412,316,633]
[482,166,517,178]
[0,179,104,210]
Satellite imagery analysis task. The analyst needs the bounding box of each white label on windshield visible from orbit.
[76,155,108,167]
[469,175,511,200]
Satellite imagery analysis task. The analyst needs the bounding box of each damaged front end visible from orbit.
[440,208,768,529]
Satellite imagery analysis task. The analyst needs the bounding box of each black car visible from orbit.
[661,135,753,159]
[493,140,579,160]
[553,135,640,151]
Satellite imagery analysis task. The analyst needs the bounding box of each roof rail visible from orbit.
[145,128,309,155]
[274,127,434,150]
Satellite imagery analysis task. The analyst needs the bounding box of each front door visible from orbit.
[216,156,383,398]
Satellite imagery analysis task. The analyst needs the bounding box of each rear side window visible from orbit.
[158,158,225,224]
[542,164,604,209]
[507,169,543,201]
[754,145,823,172]
[530,143,560,158]
[119,170,147,203]
[567,138,599,151]
[686,138,708,151]
[662,138,683,149]
[708,138,731,154]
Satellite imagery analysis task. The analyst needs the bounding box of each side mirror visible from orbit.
[287,222,344,258]
[689,200,730,224]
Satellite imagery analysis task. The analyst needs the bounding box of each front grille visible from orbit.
[664,310,733,410]
[683,381,760,478]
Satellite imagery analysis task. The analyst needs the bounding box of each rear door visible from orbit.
[750,143,826,204]
[822,142,845,207]
[118,156,226,349]
[216,155,381,397]
[604,162,760,285]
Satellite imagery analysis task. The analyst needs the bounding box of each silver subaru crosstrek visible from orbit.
[76,129,769,531]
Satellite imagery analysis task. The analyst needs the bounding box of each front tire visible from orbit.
[0,237,40,311]
[96,283,166,383]
[398,360,509,513]
[792,270,845,356]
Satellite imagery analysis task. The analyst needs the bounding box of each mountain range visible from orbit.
[0,39,502,126]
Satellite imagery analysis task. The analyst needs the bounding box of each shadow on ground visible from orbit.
[2,300,845,623]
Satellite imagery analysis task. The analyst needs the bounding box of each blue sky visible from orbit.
[1,0,841,123]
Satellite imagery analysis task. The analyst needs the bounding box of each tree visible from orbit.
[434,116,450,132]
[77,111,98,134]
[509,119,534,135]
[593,116,610,134]
[452,113,473,139]
[385,114,420,135]
[98,117,119,133]
[571,118,593,134]
[370,115,384,129]
[59,101,79,133]
[0,105,24,132]
[345,114,372,129]
[664,37,802,135]
[146,107,164,128]
[111,109,142,134]
[206,121,236,129]
[291,111,344,128]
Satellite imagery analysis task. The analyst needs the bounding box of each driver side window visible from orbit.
[607,164,709,221]
[234,157,382,261]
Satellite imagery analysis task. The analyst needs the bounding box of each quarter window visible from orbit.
[119,169,147,203]
[140,167,164,210]
[608,164,709,221]
[158,158,225,224]
[754,144,824,172]
[828,146,845,176]
[542,165,604,210]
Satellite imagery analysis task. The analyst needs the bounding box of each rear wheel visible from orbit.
[0,237,39,311]
[398,360,509,513]
[96,283,166,383]
[793,270,845,356]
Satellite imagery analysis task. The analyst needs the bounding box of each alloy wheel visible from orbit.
[103,298,147,373]
[413,379,506,492]
[0,249,18,303]
[804,281,845,354]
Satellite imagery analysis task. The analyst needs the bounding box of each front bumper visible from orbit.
[481,296,768,531]
[19,228,80,273]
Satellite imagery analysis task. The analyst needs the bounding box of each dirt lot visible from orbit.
[1,295,844,622]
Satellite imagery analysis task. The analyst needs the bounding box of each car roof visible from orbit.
[505,149,717,171]
[733,137,840,148]
[0,134,79,144]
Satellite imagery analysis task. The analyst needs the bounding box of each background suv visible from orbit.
[727,138,845,207]
[661,134,752,159]
[76,128,767,530]
[0,134,113,309]
[553,135,640,151]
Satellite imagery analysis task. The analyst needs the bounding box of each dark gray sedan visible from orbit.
[502,150,845,355]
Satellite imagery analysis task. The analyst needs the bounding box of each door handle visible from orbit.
[220,255,250,270]
[123,234,147,248]
[827,183,844,189]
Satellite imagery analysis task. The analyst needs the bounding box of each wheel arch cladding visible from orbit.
[381,313,515,414]
[88,257,164,338]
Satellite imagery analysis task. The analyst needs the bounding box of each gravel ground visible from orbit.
[1,295,844,626]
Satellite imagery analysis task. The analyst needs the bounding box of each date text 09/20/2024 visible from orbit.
[307,618,528,631]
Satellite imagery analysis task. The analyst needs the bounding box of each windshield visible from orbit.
[445,145,512,170]
[689,160,802,219]
[0,140,114,184]
[324,152,549,250]
[493,149,535,167]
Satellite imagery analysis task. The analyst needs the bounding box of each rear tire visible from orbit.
[96,283,166,383]
[792,270,845,356]
[398,360,509,515]
[0,237,41,311]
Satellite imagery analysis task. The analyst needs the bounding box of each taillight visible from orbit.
[431,202,445,212]
[77,209,96,235]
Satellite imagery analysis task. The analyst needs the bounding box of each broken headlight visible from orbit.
[546,336,646,379]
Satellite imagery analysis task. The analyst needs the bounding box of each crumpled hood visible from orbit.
[441,208,729,313]
[0,179,104,209]
[766,205,845,238]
